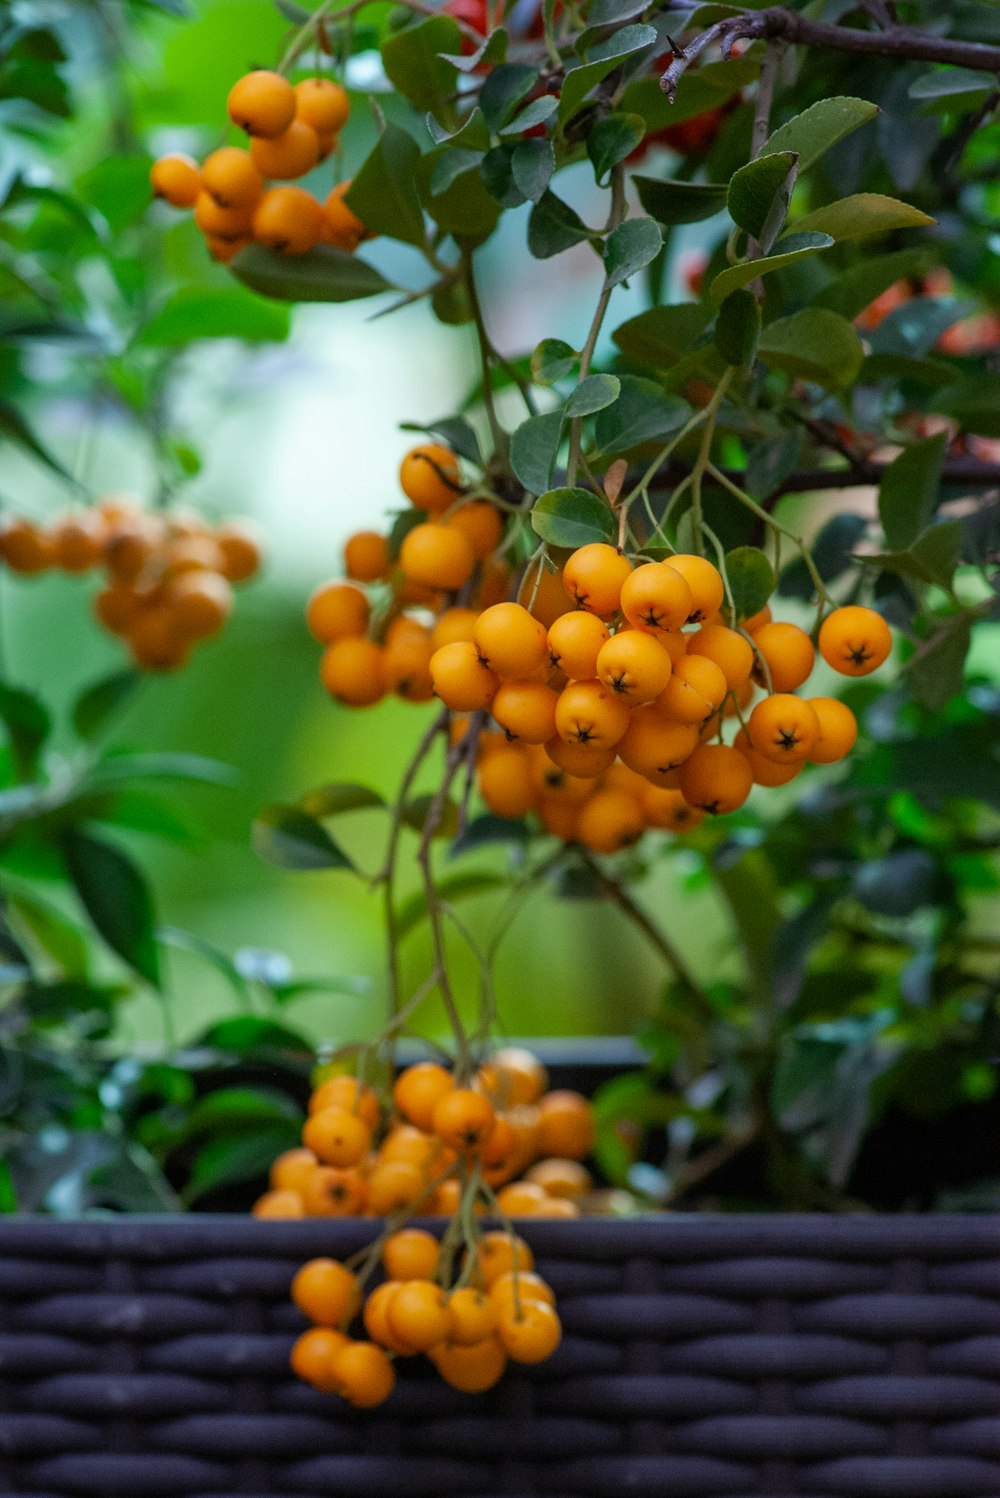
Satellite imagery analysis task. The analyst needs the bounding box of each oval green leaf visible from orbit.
[532,487,616,548]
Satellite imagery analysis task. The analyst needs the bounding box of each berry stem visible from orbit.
[689,369,733,553]
[566,164,626,490]
[704,460,837,608]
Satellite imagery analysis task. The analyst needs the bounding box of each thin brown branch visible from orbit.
[644,456,1000,502]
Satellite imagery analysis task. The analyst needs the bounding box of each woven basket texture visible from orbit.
[0,1215,997,1498]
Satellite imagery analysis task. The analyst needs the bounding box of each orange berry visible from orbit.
[291,1258,361,1326]
[733,728,803,787]
[525,1157,592,1198]
[642,783,706,831]
[52,512,107,573]
[0,517,55,574]
[160,534,224,580]
[344,530,388,582]
[165,571,233,641]
[479,1047,548,1107]
[205,233,251,264]
[363,1282,411,1352]
[366,1159,425,1216]
[807,695,858,764]
[544,735,616,779]
[384,626,435,703]
[425,1177,463,1215]
[664,553,725,623]
[679,742,754,814]
[620,561,692,633]
[475,1231,534,1286]
[432,1088,496,1153]
[748,693,820,763]
[430,1335,508,1392]
[528,565,575,627]
[400,522,474,591]
[750,621,815,692]
[478,743,537,817]
[290,1326,349,1390]
[201,147,263,210]
[323,181,368,250]
[430,640,499,711]
[537,798,582,840]
[555,679,632,748]
[252,185,325,254]
[194,190,254,239]
[742,603,772,633]
[309,1075,380,1129]
[302,1106,372,1167]
[382,1227,440,1281]
[330,1340,396,1407]
[127,606,189,672]
[150,153,201,208]
[432,606,478,649]
[491,679,559,744]
[295,77,350,134]
[596,630,673,704]
[386,1279,453,1353]
[228,69,297,138]
[562,543,632,617]
[252,1188,305,1218]
[818,605,892,677]
[577,787,644,853]
[495,1180,550,1215]
[445,500,502,560]
[617,708,698,784]
[496,1299,562,1364]
[214,521,263,582]
[687,624,754,689]
[393,1062,454,1131]
[300,1165,368,1216]
[103,516,159,582]
[473,602,548,678]
[546,611,610,679]
[489,1271,556,1310]
[400,443,462,512]
[656,654,727,724]
[379,1123,441,1174]
[528,747,592,803]
[447,1288,498,1345]
[250,118,320,179]
[320,637,387,706]
[535,1090,595,1159]
[306,580,369,642]
[270,1146,318,1195]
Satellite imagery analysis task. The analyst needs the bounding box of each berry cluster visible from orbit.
[150,70,370,261]
[253,1049,592,1405]
[0,498,261,671]
[306,443,891,849]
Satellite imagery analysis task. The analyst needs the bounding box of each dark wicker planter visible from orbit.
[1,1214,999,1497]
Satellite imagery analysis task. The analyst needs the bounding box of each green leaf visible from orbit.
[725,546,775,618]
[185,1130,297,1203]
[397,869,506,937]
[480,63,538,131]
[878,432,948,551]
[867,518,963,587]
[418,156,500,241]
[727,151,796,241]
[612,303,713,368]
[429,147,484,196]
[594,376,691,454]
[72,670,141,740]
[909,68,995,103]
[450,813,531,855]
[0,402,76,484]
[510,409,564,494]
[587,113,645,184]
[931,371,1000,437]
[345,122,426,248]
[511,138,555,203]
[230,244,394,303]
[62,830,160,988]
[587,0,650,25]
[528,190,593,258]
[443,25,508,73]
[715,289,760,368]
[531,488,616,548]
[500,94,559,137]
[565,374,620,417]
[158,926,251,1006]
[778,513,867,600]
[633,175,729,226]
[400,415,482,464]
[603,216,662,289]
[907,614,973,711]
[9,890,90,980]
[795,193,935,241]
[137,289,289,346]
[559,24,658,123]
[183,1085,302,1138]
[253,805,354,871]
[709,232,835,303]
[83,751,234,789]
[757,308,864,389]
[813,247,935,321]
[299,783,387,817]
[427,106,491,152]
[531,339,578,385]
[402,794,459,839]
[764,96,879,172]
[0,685,51,779]
[381,15,461,118]
[860,352,957,389]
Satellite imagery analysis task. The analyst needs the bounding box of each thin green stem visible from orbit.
[705,460,836,607]
[689,370,733,552]
[566,166,626,490]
